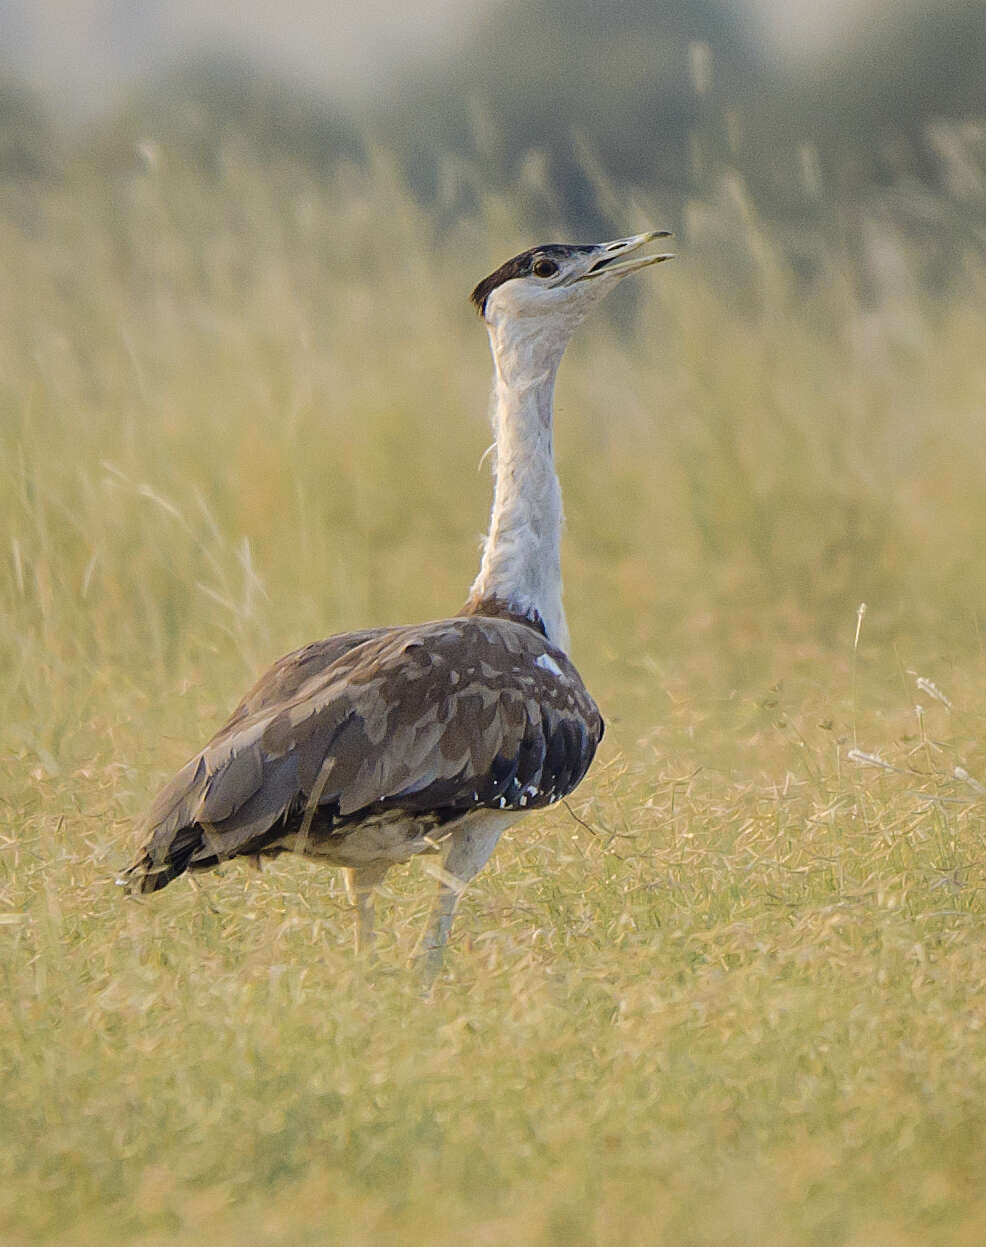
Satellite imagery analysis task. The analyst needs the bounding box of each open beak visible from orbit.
[576,230,674,282]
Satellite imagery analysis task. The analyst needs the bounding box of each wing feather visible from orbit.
[124,617,603,891]
[221,629,389,729]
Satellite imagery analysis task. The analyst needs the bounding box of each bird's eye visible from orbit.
[532,258,559,279]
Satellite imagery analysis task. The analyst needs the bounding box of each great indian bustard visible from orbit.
[122,231,673,966]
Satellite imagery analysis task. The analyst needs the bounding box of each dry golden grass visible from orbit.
[3,141,986,1245]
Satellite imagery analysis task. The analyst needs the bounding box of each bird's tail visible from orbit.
[116,825,210,895]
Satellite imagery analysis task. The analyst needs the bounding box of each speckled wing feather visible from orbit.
[222,629,391,729]
[124,617,603,892]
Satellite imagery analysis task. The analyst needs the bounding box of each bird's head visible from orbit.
[471,232,673,343]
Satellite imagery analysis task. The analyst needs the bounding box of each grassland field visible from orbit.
[3,140,986,1245]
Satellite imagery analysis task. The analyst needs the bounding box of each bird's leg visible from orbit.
[343,863,391,956]
[415,815,509,978]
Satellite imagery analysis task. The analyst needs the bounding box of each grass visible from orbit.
[3,134,986,1244]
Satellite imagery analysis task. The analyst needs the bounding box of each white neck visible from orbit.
[467,316,572,652]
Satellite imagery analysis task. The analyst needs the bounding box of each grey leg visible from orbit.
[343,862,391,955]
[416,812,516,976]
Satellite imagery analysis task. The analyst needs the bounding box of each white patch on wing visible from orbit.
[535,653,563,678]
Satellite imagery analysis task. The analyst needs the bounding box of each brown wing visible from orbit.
[124,617,603,892]
[221,628,390,730]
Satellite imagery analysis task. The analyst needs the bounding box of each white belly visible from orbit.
[265,807,526,869]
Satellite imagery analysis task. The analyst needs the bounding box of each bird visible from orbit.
[121,230,673,967]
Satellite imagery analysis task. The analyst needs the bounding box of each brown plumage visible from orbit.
[125,607,602,893]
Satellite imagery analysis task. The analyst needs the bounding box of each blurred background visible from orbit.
[3,0,986,236]
[3,0,986,732]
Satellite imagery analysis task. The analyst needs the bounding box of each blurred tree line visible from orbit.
[2,0,985,244]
